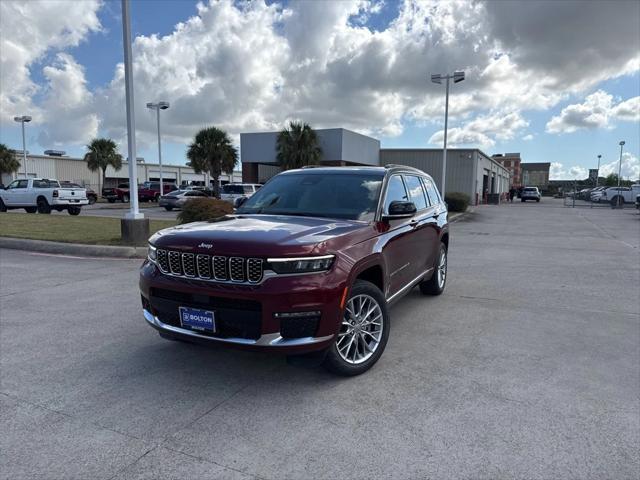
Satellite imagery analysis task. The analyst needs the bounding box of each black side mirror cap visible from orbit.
[383,201,417,220]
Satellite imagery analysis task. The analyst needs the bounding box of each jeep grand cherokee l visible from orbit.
[140,166,449,375]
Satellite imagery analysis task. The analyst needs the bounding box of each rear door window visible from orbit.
[421,178,441,206]
[404,175,428,210]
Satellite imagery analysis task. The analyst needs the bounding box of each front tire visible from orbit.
[164,206,173,211]
[322,280,390,376]
[25,207,37,213]
[88,196,96,205]
[420,242,447,296]
[0,199,6,212]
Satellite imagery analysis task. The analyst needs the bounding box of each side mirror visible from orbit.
[234,196,248,208]
[383,201,416,220]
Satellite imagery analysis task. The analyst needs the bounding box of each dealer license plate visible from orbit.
[179,307,216,333]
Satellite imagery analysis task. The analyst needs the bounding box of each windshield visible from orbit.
[236,173,383,221]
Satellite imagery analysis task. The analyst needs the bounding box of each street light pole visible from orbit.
[596,154,601,187]
[13,115,32,178]
[121,0,142,220]
[617,141,625,191]
[431,71,465,197]
[146,101,170,197]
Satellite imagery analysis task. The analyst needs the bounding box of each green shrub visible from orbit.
[177,198,234,224]
[444,192,470,212]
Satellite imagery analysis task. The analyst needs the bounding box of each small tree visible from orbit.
[276,121,322,170]
[0,143,20,178]
[84,138,123,193]
[187,127,238,197]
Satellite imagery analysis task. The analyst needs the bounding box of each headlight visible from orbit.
[267,255,335,274]
[148,244,157,262]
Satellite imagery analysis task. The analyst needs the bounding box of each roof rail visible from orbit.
[300,165,323,169]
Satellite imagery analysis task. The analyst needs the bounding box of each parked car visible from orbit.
[520,187,541,202]
[138,181,178,202]
[636,193,640,210]
[220,183,261,205]
[102,183,130,203]
[0,178,88,215]
[599,185,640,206]
[141,166,449,376]
[589,186,607,202]
[60,181,97,204]
[158,189,209,210]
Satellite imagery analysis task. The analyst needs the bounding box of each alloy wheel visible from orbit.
[337,294,384,364]
[437,248,447,289]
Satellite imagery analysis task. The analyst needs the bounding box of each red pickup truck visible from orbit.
[102,182,177,203]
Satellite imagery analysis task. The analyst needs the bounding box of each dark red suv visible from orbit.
[140,166,449,375]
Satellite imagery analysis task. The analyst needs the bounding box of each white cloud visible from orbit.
[599,152,640,180]
[37,54,99,146]
[546,91,639,134]
[429,128,495,148]
[550,162,589,180]
[0,0,101,123]
[522,134,534,141]
[4,0,639,153]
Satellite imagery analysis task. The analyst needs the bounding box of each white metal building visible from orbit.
[2,153,242,191]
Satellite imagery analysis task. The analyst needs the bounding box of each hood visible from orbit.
[150,214,374,257]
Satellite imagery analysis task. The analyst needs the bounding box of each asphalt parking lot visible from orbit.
[1,200,638,479]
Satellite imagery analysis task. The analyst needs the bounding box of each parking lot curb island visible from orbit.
[0,237,147,259]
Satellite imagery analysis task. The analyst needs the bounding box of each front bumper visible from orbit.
[139,260,345,354]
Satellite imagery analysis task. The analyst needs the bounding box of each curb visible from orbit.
[449,208,473,223]
[0,237,147,259]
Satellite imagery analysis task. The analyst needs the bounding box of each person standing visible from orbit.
[509,186,516,203]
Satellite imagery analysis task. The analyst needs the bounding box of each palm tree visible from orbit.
[84,138,123,194]
[0,143,20,177]
[276,121,322,170]
[187,126,238,197]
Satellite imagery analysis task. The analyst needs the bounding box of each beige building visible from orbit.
[2,152,242,191]
[521,162,550,189]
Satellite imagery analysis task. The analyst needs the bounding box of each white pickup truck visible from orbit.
[0,178,88,215]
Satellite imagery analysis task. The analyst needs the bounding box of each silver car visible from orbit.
[159,189,208,211]
[521,187,541,202]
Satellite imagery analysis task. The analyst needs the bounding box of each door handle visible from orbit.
[409,219,419,227]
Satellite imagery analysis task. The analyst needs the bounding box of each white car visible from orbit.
[599,185,640,205]
[220,183,261,205]
[0,178,88,215]
[521,187,541,202]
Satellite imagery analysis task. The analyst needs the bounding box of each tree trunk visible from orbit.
[101,167,107,196]
[212,173,220,198]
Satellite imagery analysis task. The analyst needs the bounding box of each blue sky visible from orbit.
[1,0,638,180]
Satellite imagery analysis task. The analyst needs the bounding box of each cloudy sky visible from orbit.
[1,0,639,180]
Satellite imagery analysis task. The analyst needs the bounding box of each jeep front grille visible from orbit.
[155,249,263,284]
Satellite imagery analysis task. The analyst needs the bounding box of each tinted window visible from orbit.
[404,175,428,210]
[422,178,441,205]
[16,180,28,189]
[6,180,21,189]
[237,173,383,221]
[384,175,408,214]
[243,185,254,194]
[222,185,245,194]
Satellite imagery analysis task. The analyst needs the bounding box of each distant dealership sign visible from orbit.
[589,169,598,182]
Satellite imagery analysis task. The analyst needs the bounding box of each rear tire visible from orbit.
[164,206,173,211]
[521,198,525,202]
[122,194,130,203]
[25,207,37,213]
[322,280,390,376]
[68,206,81,216]
[88,196,96,205]
[37,197,51,214]
[536,199,540,202]
[107,198,116,203]
[611,196,623,208]
[420,242,447,296]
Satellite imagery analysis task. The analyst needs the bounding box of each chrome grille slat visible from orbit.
[168,251,183,275]
[247,258,263,283]
[229,257,245,282]
[196,255,211,279]
[213,256,228,280]
[155,249,262,284]
[157,249,169,273]
[182,253,196,277]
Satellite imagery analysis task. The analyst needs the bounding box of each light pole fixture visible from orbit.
[596,154,601,187]
[431,71,465,196]
[13,115,32,178]
[146,101,170,196]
